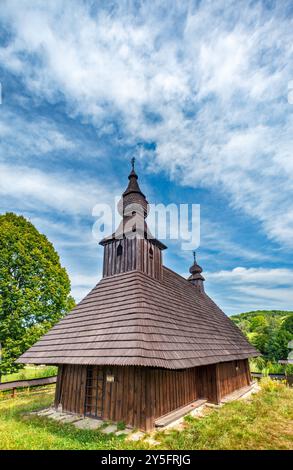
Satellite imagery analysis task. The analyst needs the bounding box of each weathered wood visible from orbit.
[57,359,252,430]
[101,237,164,280]
[155,399,207,427]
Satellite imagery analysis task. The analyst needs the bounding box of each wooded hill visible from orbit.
[230,310,293,363]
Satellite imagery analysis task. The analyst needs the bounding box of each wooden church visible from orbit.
[18,161,259,430]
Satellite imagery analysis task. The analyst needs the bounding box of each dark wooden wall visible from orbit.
[102,238,162,280]
[55,359,252,430]
[195,364,220,403]
[54,364,86,414]
[218,359,251,397]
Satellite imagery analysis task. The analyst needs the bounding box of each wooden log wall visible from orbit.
[136,239,162,280]
[55,365,198,429]
[55,359,252,430]
[101,365,199,430]
[55,364,86,414]
[102,238,162,280]
[218,359,251,398]
[195,364,220,403]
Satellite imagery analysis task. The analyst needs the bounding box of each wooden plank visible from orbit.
[127,367,134,426]
[54,366,62,407]
[155,399,207,427]
[140,368,146,430]
[65,365,71,411]
[109,367,117,421]
[215,363,221,404]
[0,375,57,393]
[221,382,256,403]
[103,367,111,420]
[116,367,123,422]
[149,369,155,428]
[133,367,141,428]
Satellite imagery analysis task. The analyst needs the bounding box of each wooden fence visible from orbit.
[0,376,57,397]
[251,372,293,386]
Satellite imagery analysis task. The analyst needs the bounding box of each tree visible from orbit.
[0,213,75,379]
[231,310,293,362]
[265,329,292,361]
[281,314,293,335]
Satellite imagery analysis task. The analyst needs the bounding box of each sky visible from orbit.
[0,0,292,315]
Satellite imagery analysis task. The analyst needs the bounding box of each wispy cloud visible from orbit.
[1,0,291,247]
[0,0,292,312]
[0,162,117,215]
[207,267,293,314]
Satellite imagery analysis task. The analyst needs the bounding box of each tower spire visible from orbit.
[121,158,148,217]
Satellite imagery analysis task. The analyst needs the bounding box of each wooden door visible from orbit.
[84,366,105,418]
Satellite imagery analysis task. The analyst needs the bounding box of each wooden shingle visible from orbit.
[18,266,259,369]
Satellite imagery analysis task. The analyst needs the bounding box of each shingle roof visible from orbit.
[18,267,259,369]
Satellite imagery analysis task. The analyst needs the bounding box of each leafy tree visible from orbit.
[281,314,293,335]
[265,329,292,361]
[0,213,75,379]
[231,310,293,365]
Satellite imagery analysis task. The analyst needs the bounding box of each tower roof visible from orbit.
[100,159,166,249]
[121,158,148,217]
[123,157,146,198]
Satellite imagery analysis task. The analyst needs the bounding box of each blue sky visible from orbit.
[0,0,292,315]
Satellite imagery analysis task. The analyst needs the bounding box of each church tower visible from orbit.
[99,159,167,280]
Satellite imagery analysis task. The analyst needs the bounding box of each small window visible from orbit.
[117,244,123,256]
[149,246,153,259]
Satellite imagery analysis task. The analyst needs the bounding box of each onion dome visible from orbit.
[188,251,205,292]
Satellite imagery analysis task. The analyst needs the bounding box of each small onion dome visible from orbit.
[188,252,205,292]
[189,261,203,275]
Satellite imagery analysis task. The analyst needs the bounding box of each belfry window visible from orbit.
[149,246,153,259]
[117,244,123,257]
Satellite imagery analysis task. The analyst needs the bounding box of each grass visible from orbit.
[0,388,128,450]
[2,365,57,382]
[0,378,292,450]
[153,379,293,450]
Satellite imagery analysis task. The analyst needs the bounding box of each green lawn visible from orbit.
[2,365,57,382]
[0,379,292,450]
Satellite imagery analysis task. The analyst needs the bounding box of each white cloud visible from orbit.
[206,267,293,314]
[0,162,117,216]
[0,0,292,250]
[0,112,75,159]
[208,267,293,286]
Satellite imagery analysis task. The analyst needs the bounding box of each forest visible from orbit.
[231,310,293,374]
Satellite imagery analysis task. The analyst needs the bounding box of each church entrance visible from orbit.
[84,366,105,419]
